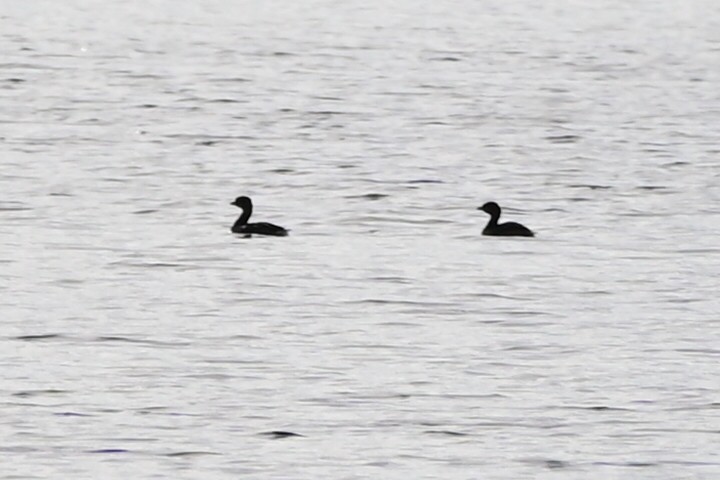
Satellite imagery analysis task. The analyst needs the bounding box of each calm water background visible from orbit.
[1,0,719,478]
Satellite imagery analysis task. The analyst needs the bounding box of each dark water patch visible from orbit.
[636,426,720,435]
[140,411,202,418]
[418,83,454,90]
[0,62,68,70]
[306,110,350,116]
[76,117,106,125]
[657,460,720,466]
[88,449,129,454]
[491,309,551,317]
[545,135,581,143]
[461,292,528,300]
[676,248,720,254]
[541,86,570,93]
[203,358,271,365]
[369,276,409,282]
[348,392,413,402]
[207,98,241,103]
[520,458,570,469]
[593,461,658,468]
[310,95,344,101]
[133,209,158,214]
[94,336,189,347]
[96,408,124,414]
[196,140,219,146]
[373,90,430,97]
[5,77,25,83]
[675,348,720,356]
[220,334,263,341]
[14,334,63,341]
[616,211,671,218]
[135,406,169,414]
[406,179,444,184]
[138,104,158,108]
[545,459,569,469]
[112,262,184,268]
[666,297,702,304]
[209,76,250,83]
[472,319,506,325]
[346,193,389,200]
[117,72,166,80]
[259,431,304,439]
[13,389,68,398]
[163,133,255,141]
[549,117,571,124]
[377,321,420,327]
[269,168,296,174]
[431,56,461,62]
[419,393,506,401]
[568,184,612,190]
[0,446,39,453]
[183,373,235,380]
[560,405,633,412]
[54,412,91,417]
[166,451,220,457]
[175,255,231,264]
[424,430,469,437]
[636,185,669,191]
[0,204,32,212]
[348,215,451,225]
[339,343,412,351]
[356,176,411,185]
[469,421,533,430]
[348,298,454,307]
[579,290,613,295]
[503,345,542,351]
[496,320,555,328]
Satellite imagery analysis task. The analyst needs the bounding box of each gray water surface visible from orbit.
[2,1,719,478]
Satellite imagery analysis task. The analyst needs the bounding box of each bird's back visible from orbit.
[483,221,534,237]
[234,222,289,237]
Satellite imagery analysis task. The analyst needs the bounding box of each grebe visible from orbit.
[230,196,288,237]
[478,202,534,237]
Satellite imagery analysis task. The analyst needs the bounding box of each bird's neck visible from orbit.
[487,211,500,226]
[235,206,252,226]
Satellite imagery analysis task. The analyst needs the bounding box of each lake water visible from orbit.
[1,0,719,478]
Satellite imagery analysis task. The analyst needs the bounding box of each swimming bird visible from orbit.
[260,431,304,439]
[478,201,534,237]
[230,196,288,236]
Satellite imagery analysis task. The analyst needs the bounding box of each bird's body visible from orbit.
[233,221,288,236]
[231,196,288,237]
[478,202,534,237]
